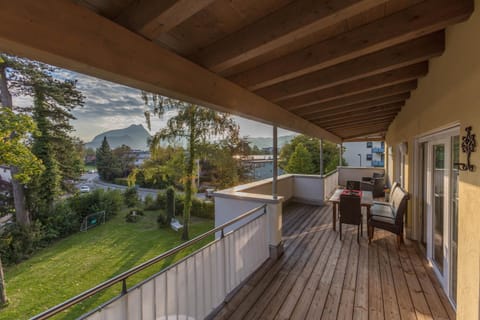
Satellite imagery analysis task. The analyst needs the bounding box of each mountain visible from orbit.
[246,135,296,150]
[85,124,151,150]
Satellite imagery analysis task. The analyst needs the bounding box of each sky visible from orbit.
[13,68,296,142]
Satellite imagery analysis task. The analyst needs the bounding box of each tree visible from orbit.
[1,54,84,215]
[143,94,239,240]
[112,144,135,177]
[280,135,347,174]
[285,143,315,174]
[0,108,44,306]
[96,137,115,181]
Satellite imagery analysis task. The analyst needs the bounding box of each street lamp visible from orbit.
[358,154,362,167]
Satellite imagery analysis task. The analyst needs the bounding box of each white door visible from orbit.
[425,133,459,306]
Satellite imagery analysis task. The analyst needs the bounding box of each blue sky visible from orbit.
[14,68,295,142]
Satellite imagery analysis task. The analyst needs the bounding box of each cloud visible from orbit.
[12,66,298,142]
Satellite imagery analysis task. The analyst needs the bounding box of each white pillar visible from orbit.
[338,143,343,166]
[267,201,283,259]
[272,126,278,199]
[319,139,324,175]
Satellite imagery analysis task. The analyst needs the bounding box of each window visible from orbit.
[366,142,372,148]
[366,154,372,161]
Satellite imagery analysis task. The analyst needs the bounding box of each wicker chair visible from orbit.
[367,185,409,247]
[346,180,361,190]
[339,193,362,243]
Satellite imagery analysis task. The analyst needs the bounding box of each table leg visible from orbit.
[332,203,337,231]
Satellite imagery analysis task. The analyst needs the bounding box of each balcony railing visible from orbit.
[32,204,269,320]
[372,147,385,153]
[371,160,385,167]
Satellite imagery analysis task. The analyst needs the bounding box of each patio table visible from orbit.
[328,188,373,231]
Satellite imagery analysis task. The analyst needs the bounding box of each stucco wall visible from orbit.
[385,3,480,318]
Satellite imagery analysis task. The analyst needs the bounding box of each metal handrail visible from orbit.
[31,204,267,320]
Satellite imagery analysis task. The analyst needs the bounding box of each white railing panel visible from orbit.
[155,273,166,317]
[141,280,155,320]
[127,288,141,319]
[81,210,268,320]
[323,171,339,200]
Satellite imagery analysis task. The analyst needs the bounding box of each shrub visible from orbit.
[143,194,154,209]
[114,178,129,186]
[0,221,45,264]
[124,187,140,208]
[154,192,166,210]
[125,208,143,223]
[157,211,168,228]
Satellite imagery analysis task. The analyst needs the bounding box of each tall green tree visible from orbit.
[285,143,315,174]
[96,137,115,181]
[1,54,84,214]
[0,108,44,306]
[143,94,239,240]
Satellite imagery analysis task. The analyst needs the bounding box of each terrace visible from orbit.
[2,0,479,319]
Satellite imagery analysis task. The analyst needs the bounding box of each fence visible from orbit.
[32,205,269,320]
[323,170,338,200]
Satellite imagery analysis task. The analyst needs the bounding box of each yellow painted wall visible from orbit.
[386,2,480,318]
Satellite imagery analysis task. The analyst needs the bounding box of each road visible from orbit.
[76,173,207,200]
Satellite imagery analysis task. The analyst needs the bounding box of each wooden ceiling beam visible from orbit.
[318,110,400,127]
[322,114,397,129]
[293,81,417,115]
[0,0,341,143]
[193,0,387,73]
[303,93,410,119]
[307,101,405,122]
[256,32,444,102]
[229,0,472,91]
[332,122,390,133]
[116,0,215,39]
[317,105,402,124]
[340,128,391,140]
[281,63,427,110]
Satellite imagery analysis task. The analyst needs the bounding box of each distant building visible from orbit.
[129,150,151,167]
[0,166,12,182]
[343,141,384,168]
[239,155,285,181]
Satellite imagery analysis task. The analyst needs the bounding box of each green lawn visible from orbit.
[1,210,214,320]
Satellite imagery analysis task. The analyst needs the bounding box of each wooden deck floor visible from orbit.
[214,203,455,320]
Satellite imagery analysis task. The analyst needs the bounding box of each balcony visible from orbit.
[372,147,385,153]
[372,160,385,167]
[214,203,455,320]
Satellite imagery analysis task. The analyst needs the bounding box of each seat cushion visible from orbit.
[370,204,395,224]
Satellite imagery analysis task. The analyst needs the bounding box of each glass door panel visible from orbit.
[450,136,459,303]
[432,144,445,272]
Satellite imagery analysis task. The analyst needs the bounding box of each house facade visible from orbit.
[384,8,480,315]
[344,141,385,167]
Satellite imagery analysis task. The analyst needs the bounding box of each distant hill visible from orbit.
[246,135,296,150]
[85,124,151,150]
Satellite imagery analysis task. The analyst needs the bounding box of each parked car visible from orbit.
[80,185,91,193]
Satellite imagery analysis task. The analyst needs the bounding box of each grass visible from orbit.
[1,209,214,320]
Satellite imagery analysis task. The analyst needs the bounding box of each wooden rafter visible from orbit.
[280,63,427,110]
[116,0,215,40]
[323,114,397,129]
[307,101,406,121]
[302,93,410,119]
[256,32,444,102]
[293,81,417,116]
[193,0,388,73]
[229,0,472,91]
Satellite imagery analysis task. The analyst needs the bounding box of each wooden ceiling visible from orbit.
[69,0,473,140]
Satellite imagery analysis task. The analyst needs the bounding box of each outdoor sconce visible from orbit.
[454,126,476,172]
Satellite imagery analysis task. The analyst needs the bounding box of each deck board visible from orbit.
[213,203,455,320]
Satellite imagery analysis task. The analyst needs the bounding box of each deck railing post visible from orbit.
[267,201,283,259]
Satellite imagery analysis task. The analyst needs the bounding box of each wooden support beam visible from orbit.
[317,110,400,127]
[193,0,387,73]
[116,0,215,39]
[280,63,427,110]
[341,128,391,139]
[229,0,472,91]
[256,32,444,102]
[303,93,410,119]
[0,0,341,143]
[307,101,404,122]
[293,81,417,115]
